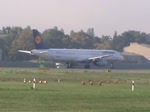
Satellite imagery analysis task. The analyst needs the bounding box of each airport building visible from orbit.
[123,43,150,64]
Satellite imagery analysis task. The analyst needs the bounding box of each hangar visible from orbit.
[123,43,150,64]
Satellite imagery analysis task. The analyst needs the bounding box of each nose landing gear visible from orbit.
[67,63,73,68]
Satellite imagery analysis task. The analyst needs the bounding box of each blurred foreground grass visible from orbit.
[0,68,150,112]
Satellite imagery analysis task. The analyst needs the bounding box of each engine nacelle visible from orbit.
[93,60,108,66]
[56,63,66,68]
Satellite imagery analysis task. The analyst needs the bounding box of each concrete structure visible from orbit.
[124,43,150,60]
[122,52,149,64]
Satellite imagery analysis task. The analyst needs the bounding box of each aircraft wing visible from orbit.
[18,50,49,55]
[18,50,31,54]
[39,51,48,54]
[88,55,112,61]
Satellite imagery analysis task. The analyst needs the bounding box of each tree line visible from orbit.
[0,26,150,61]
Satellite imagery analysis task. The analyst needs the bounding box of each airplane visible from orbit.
[18,29,124,69]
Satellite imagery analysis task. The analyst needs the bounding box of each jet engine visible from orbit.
[93,60,108,66]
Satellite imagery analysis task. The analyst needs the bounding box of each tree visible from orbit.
[70,30,93,49]
[94,35,112,49]
[112,30,149,51]
[62,35,72,48]
[70,30,75,37]
[135,32,148,43]
[113,31,118,38]
[9,26,33,61]
[101,35,112,43]
[94,41,113,50]
[87,28,95,38]
[42,28,65,48]
[113,35,126,51]
[2,26,23,60]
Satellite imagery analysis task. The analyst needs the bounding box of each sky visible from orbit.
[1,0,150,37]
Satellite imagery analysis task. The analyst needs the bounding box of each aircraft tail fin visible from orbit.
[32,29,47,49]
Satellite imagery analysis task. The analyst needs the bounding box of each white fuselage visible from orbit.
[31,49,123,63]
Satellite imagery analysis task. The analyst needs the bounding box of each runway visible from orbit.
[50,68,150,74]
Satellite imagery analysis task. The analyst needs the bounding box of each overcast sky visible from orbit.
[1,0,150,36]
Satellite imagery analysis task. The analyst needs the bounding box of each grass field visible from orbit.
[0,68,150,112]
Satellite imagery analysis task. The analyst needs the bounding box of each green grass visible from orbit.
[0,68,150,112]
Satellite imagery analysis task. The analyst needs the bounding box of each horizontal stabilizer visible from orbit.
[18,50,31,54]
